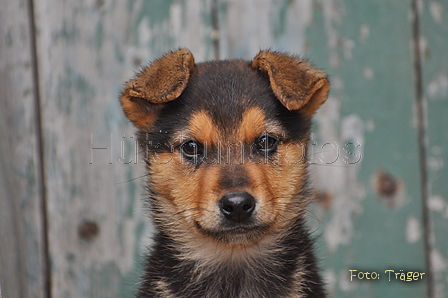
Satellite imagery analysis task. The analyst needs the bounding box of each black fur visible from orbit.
[132,58,326,298]
[139,215,325,298]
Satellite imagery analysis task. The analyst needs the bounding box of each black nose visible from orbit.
[219,191,256,222]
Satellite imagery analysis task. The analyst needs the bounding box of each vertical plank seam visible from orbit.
[411,0,435,297]
[26,0,52,297]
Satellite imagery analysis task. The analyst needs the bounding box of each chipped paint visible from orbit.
[429,195,446,212]
[282,0,313,50]
[321,0,343,68]
[365,119,375,132]
[322,0,342,49]
[359,24,370,41]
[168,0,209,60]
[419,35,430,59]
[331,75,344,91]
[363,67,374,80]
[431,249,447,273]
[428,156,445,171]
[422,0,448,294]
[429,1,443,24]
[3,1,446,297]
[432,249,448,298]
[341,114,364,146]
[220,0,313,58]
[312,101,365,253]
[137,17,152,45]
[427,72,448,99]
[339,268,356,292]
[342,38,355,59]
[323,269,336,295]
[406,216,422,243]
[222,0,273,57]
[131,0,211,60]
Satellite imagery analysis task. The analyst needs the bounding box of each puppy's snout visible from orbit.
[219,191,256,222]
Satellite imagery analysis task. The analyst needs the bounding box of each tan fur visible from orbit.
[238,107,266,142]
[188,110,220,145]
[147,119,309,251]
[252,50,329,115]
[121,49,329,298]
[120,49,194,129]
[153,280,176,298]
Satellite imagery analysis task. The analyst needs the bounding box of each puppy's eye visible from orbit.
[180,140,204,159]
[255,134,279,153]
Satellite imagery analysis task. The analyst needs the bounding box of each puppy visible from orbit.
[120,49,329,298]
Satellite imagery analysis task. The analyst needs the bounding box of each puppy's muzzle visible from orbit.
[219,191,256,222]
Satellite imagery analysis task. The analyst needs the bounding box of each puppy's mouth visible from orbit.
[194,221,271,245]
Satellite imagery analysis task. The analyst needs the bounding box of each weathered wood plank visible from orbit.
[0,0,47,297]
[219,0,313,59]
[5,0,445,297]
[30,0,214,297]
[218,0,427,296]
[31,0,147,296]
[421,0,448,296]
[304,0,430,297]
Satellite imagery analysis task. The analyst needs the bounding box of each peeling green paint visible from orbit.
[65,252,76,263]
[125,169,136,218]
[94,21,104,49]
[114,43,125,64]
[88,262,122,298]
[422,0,448,295]
[271,0,290,38]
[56,65,95,126]
[306,0,429,297]
[118,221,146,298]
[129,0,176,47]
[4,1,446,297]
[137,0,175,27]
[53,20,79,42]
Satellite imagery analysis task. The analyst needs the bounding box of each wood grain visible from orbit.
[1,0,447,297]
[0,0,47,297]
[421,1,448,296]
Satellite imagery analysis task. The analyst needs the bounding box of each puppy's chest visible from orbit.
[156,261,305,298]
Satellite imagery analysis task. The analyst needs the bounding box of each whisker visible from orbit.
[114,173,149,185]
[305,209,326,228]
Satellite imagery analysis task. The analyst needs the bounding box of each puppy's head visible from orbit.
[121,49,329,248]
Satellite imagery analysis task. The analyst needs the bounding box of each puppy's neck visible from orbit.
[147,217,320,298]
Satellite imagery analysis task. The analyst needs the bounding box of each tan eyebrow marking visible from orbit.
[188,110,220,144]
[238,107,266,142]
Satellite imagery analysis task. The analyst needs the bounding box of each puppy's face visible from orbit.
[121,49,329,248]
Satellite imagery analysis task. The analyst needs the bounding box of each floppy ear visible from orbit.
[252,50,330,116]
[120,48,195,129]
